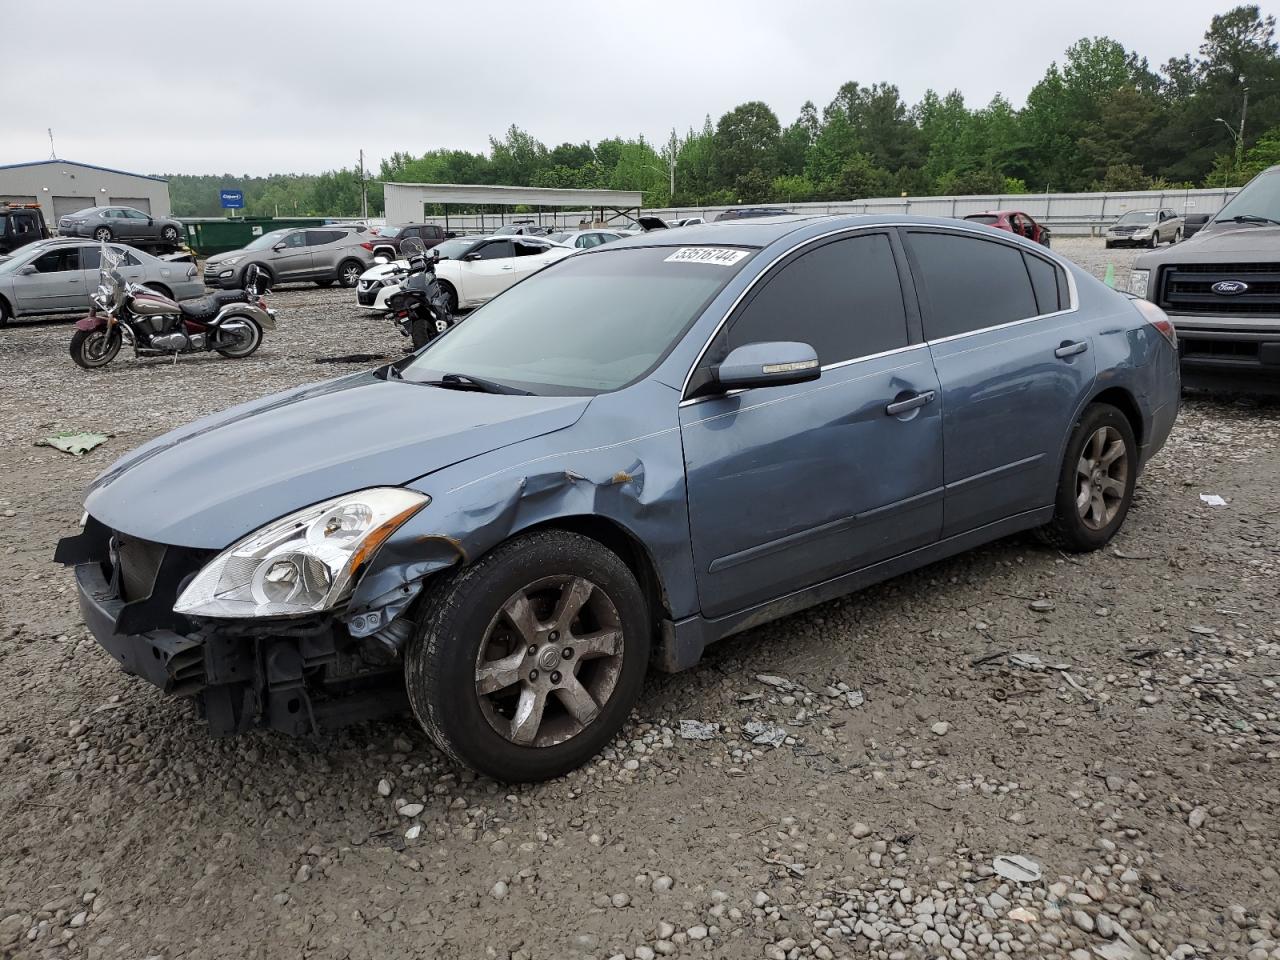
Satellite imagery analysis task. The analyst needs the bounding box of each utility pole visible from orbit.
[47,128,56,160]
[358,148,368,221]
[1238,86,1250,172]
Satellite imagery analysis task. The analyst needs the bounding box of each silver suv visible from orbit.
[203,227,376,289]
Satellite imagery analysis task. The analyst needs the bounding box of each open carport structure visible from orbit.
[382,182,643,233]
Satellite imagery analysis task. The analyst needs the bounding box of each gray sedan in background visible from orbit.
[0,238,201,324]
[58,206,186,244]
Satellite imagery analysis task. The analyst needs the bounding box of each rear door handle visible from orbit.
[885,390,936,416]
[1055,340,1088,359]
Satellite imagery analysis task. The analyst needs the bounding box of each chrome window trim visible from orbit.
[677,221,1080,401]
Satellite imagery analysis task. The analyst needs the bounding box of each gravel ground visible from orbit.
[1,238,1278,960]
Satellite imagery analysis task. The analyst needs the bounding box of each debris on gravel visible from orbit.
[1,240,1278,959]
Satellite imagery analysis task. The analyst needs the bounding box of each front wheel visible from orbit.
[406,530,651,782]
[93,227,112,242]
[161,225,180,243]
[214,316,263,358]
[1150,231,1160,248]
[1037,403,1137,552]
[70,327,122,369]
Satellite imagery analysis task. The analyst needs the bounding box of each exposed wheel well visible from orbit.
[0,294,11,321]
[521,515,672,623]
[1091,387,1143,448]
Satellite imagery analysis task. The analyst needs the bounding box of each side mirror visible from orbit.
[272,242,286,252]
[714,342,820,391]
[465,252,482,261]
[18,264,37,275]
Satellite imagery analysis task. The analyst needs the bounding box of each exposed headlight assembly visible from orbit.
[222,256,243,267]
[174,488,429,619]
[1128,269,1150,299]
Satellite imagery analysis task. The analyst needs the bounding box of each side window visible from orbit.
[906,231,1038,339]
[1023,252,1065,314]
[13,213,35,235]
[471,240,513,260]
[33,248,80,272]
[282,231,307,248]
[305,230,344,246]
[515,241,547,257]
[724,233,909,365]
[126,209,147,220]
[81,246,100,270]
[402,227,419,239]
[122,249,142,266]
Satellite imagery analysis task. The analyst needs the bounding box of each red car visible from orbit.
[963,210,1051,247]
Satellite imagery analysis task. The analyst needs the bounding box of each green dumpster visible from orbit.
[183,217,327,257]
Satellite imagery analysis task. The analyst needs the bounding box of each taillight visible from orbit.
[360,242,374,251]
[1132,298,1177,348]
[396,311,409,318]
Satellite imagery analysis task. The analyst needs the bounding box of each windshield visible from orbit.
[548,232,571,243]
[375,225,401,238]
[433,237,483,260]
[401,245,753,395]
[244,230,292,251]
[1116,211,1157,224]
[1214,169,1280,223]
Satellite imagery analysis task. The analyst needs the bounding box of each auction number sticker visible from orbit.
[665,247,749,266]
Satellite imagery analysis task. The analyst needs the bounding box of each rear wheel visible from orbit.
[214,316,263,358]
[0,297,10,327]
[70,327,122,369]
[1149,231,1160,248]
[406,530,650,782]
[338,260,364,288]
[93,226,112,242]
[1037,403,1137,552]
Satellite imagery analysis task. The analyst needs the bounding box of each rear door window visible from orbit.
[1023,252,1065,314]
[306,230,346,246]
[905,231,1038,339]
[473,240,515,260]
[32,248,80,272]
[724,232,909,365]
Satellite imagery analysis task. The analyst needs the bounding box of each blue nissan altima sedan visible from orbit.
[56,215,1180,781]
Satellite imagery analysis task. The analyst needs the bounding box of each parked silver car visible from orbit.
[1105,209,1184,248]
[0,238,201,324]
[203,227,378,289]
[546,229,626,249]
[58,206,185,244]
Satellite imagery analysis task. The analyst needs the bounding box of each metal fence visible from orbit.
[418,187,1240,237]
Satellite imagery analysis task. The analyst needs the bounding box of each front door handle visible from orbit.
[885,390,936,416]
[1055,340,1088,359]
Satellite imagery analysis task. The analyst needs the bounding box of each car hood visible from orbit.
[361,260,409,280]
[84,372,591,549]
[1135,224,1280,267]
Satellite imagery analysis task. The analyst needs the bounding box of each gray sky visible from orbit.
[0,0,1242,176]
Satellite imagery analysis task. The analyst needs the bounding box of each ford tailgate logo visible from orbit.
[1211,280,1249,296]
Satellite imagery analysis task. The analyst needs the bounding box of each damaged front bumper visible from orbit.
[58,518,409,736]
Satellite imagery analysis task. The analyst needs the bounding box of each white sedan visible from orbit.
[355,235,572,313]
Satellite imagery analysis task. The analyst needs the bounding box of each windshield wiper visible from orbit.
[1219,214,1280,226]
[427,372,532,396]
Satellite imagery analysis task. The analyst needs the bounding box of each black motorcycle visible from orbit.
[385,237,456,350]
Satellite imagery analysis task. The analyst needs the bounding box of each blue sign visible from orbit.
[219,189,244,210]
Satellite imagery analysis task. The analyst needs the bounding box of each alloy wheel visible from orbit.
[1075,425,1128,530]
[473,575,625,748]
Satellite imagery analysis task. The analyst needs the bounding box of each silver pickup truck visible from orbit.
[1130,166,1280,394]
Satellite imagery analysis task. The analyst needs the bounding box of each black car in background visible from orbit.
[0,203,50,255]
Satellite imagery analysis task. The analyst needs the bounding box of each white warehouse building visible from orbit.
[0,159,172,222]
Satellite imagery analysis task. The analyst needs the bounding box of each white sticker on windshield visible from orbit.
[664,247,749,266]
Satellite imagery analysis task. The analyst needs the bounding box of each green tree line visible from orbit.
[163,6,1280,218]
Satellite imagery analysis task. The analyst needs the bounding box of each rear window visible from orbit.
[1023,252,1065,314]
[963,215,1000,225]
[906,231,1039,339]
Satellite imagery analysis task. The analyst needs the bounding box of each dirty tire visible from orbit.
[69,327,122,369]
[0,297,9,327]
[93,226,112,242]
[1037,402,1137,552]
[161,225,180,243]
[405,530,650,782]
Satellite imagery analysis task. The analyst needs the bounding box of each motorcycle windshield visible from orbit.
[98,242,126,312]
